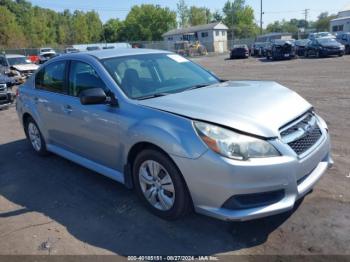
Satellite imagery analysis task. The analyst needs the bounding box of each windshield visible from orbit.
[102,53,219,99]
[317,38,337,45]
[7,57,30,65]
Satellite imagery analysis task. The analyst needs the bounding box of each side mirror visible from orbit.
[79,88,107,105]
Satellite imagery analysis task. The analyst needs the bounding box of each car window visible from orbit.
[102,53,219,99]
[35,61,66,93]
[69,61,108,97]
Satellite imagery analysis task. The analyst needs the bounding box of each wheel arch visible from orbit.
[124,141,194,209]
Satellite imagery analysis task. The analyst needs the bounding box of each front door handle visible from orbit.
[63,105,73,114]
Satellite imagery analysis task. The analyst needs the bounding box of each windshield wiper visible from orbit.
[183,83,212,92]
[137,92,171,100]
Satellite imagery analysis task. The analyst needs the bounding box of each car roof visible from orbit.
[82,48,171,60]
[3,54,26,58]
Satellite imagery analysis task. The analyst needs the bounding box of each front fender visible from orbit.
[125,115,208,161]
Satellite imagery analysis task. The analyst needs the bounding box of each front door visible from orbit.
[57,60,122,171]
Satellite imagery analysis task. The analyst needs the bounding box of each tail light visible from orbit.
[16,88,20,97]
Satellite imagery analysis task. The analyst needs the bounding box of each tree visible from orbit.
[212,10,223,22]
[0,6,26,48]
[85,11,103,42]
[121,5,176,41]
[103,19,123,42]
[188,6,210,26]
[177,0,189,28]
[222,0,258,38]
[315,12,336,32]
[71,11,89,44]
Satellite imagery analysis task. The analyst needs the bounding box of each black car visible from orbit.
[266,40,296,60]
[305,38,345,58]
[295,39,310,56]
[336,32,350,54]
[230,45,249,59]
[251,42,267,57]
[0,75,15,109]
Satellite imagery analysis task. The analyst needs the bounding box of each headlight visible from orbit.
[193,121,280,160]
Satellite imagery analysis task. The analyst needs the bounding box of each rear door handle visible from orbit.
[63,104,73,114]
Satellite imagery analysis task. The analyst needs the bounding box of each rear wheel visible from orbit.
[25,117,48,156]
[133,149,191,220]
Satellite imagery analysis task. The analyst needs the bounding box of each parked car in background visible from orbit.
[305,38,345,58]
[336,32,350,54]
[230,45,249,59]
[295,39,310,56]
[251,42,267,57]
[86,46,101,51]
[64,47,79,54]
[39,48,56,55]
[38,48,57,64]
[266,40,296,60]
[308,32,335,40]
[0,54,39,83]
[0,75,15,109]
[38,53,57,64]
[16,48,332,221]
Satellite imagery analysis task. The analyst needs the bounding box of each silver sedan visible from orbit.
[16,49,333,221]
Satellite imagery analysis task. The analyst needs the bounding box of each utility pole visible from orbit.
[260,0,263,35]
[231,4,234,46]
[303,9,310,28]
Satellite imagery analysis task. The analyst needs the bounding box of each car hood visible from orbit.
[138,81,312,138]
[12,64,39,71]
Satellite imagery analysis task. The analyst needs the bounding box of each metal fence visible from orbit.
[1,38,256,56]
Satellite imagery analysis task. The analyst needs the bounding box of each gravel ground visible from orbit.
[0,55,349,257]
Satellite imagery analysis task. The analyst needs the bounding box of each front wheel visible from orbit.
[133,149,192,220]
[25,117,48,156]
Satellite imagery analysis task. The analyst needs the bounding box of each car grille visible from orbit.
[0,84,6,93]
[280,112,323,156]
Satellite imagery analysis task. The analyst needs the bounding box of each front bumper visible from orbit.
[172,128,332,221]
[320,49,343,56]
[0,92,15,109]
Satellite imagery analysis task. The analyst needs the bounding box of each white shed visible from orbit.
[330,5,350,33]
[162,22,229,53]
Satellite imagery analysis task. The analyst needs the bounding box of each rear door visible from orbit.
[34,60,69,147]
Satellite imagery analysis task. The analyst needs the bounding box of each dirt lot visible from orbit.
[0,55,349,257]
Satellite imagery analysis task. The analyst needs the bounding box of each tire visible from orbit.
[346,46,350,55]
[315,50,320,58]
[25,117,48,156]
[305,50,309,58]
[132,149,192,220]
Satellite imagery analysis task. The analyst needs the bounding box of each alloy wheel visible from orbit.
[138,160,175,211]
[28,122,42,152]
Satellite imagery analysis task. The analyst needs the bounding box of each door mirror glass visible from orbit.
[79,88,107,105]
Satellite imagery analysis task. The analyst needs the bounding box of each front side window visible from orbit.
[102,53,219,99]
[68,61,108,97]
[35,61,66,93]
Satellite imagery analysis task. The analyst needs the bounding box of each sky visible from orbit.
[29,0,350,27]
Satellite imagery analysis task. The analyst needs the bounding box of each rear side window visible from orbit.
[35,61,66,93]
[68,61,108,97]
